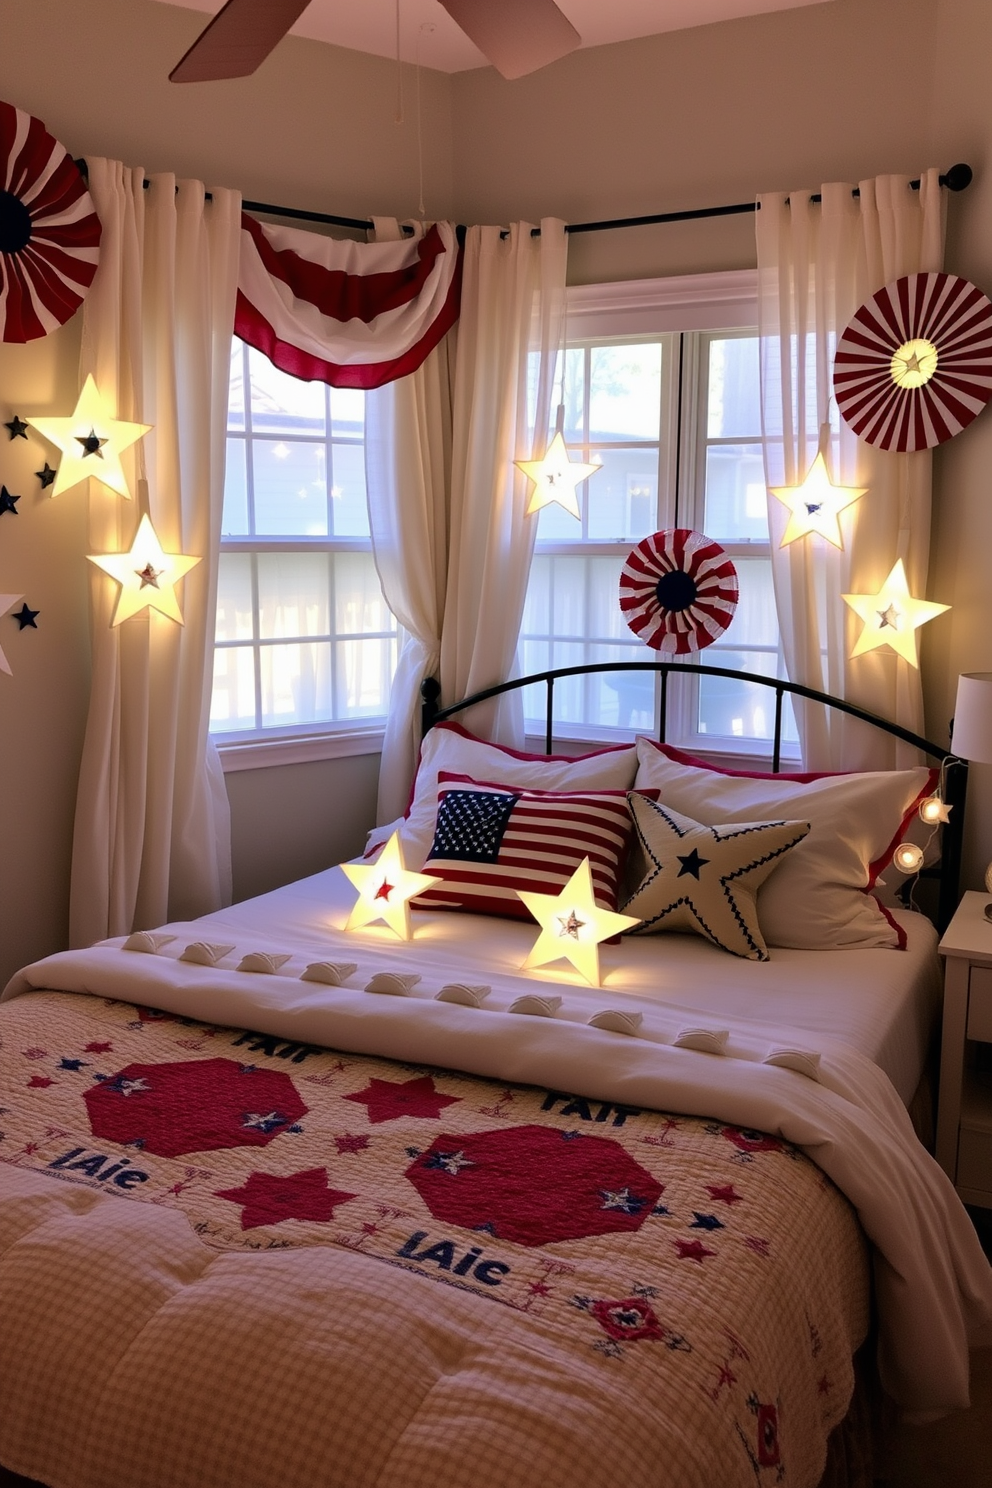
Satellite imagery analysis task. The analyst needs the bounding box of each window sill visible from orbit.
[215,726,385,773]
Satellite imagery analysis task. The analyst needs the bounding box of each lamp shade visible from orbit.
[951,672,992,764]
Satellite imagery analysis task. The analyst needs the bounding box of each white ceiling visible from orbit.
[154,1,833,74]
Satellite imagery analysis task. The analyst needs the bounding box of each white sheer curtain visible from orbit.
[365,336,454,824]
[69,161,241,945]
[440,220,567,744]
[757,173,945,769]
[367,218,567,820]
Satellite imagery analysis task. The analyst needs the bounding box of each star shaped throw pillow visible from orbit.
[623,793,811,960]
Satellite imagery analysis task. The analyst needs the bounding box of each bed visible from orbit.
[2,663,991,1488]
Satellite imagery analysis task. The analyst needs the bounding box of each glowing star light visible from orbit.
[517,858,640,987]
[88,514,201,627]
[340,831,442,941]
[769,426,867,548]
[28,374,152,499]
[842,559,949,668]
[0,593,24,675]
[515,431,601,519]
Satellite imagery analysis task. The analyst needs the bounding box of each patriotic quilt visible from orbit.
[1,866,991,1488]
[1,988,866,1488]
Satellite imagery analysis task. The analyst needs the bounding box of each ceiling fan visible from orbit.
[169,0,581,84]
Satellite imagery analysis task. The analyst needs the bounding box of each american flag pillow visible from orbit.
[412,773,634,920]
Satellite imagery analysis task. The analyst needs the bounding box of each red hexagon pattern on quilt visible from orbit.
[84,1057,308,1158]
[406,1124,663,1247]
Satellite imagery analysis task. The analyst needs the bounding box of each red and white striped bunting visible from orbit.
[413,774,634,921]
[0,101,101,343]
[833,272,992,451]
[235,214,462,389]
[619,528,739,655]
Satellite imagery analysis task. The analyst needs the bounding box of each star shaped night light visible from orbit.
[340,830,442,940]
[515,431,602,519]
[88,513,201,627]
[769,430,867,548]
[0,593,24,675]
[517,857,640,987]
[842,559,949,667]
[28,374,152,499]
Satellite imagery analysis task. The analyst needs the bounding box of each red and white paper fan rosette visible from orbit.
[619,529,738,655]
[833,273,992,451]
[0,100,101,343]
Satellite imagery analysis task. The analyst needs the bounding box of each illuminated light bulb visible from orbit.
[919,795,952,825]
[842,559,949,667]
[28,375,152,500]
[893,842,925,874]
[517,858,641,987]
[87,514,200,626]
[890,337,938,390]
[340,831,442,940]
[515,431,601,519]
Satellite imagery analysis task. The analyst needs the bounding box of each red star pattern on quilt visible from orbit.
[333,1133,370,1154]
[707,1183,744,1205]
[674,1238,715,1263]
[343,1074,461,1125]
[84,1041,113,1053]
[215,1167,357,1230]
[27,1075,55,1088]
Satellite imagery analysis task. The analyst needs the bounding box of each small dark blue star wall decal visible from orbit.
[4,414,28,440]
[36,462,57,489]
[0,485,19,516]
[13,603,39,629]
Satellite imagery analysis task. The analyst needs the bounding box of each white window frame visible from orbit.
[521,268,797,763]
[214,342,395,772]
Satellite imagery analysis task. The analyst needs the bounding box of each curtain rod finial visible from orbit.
[943,163,973,192]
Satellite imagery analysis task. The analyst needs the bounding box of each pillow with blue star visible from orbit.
[622,793,811,960]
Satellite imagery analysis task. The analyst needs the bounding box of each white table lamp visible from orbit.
[951,671,992,897]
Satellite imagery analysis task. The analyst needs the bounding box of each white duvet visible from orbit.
[4,865,991,1420]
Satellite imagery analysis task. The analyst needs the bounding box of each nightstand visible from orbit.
[937,891,992,1208]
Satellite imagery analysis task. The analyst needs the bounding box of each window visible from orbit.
[520,273,797,757]
[211,342,397,755]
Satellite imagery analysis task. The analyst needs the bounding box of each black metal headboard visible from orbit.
[420,661,966,933]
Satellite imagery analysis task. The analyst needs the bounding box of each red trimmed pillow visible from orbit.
[412,773,634,921]
[633,737,936,950]
[366,720,638,863]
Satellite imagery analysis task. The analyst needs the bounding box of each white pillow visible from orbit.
[633,738,935,950]
[369,723,638,868]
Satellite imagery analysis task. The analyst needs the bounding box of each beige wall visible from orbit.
[226,753,382,904]
[3,0,992,987]
[450,0,940,285]
[925,0,992,889]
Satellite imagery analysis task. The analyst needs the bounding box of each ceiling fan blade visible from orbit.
[169,0,312,83]
[439,0,581,80]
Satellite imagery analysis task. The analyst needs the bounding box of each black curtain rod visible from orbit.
[243,162,974,237]
[76,161,973,237]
